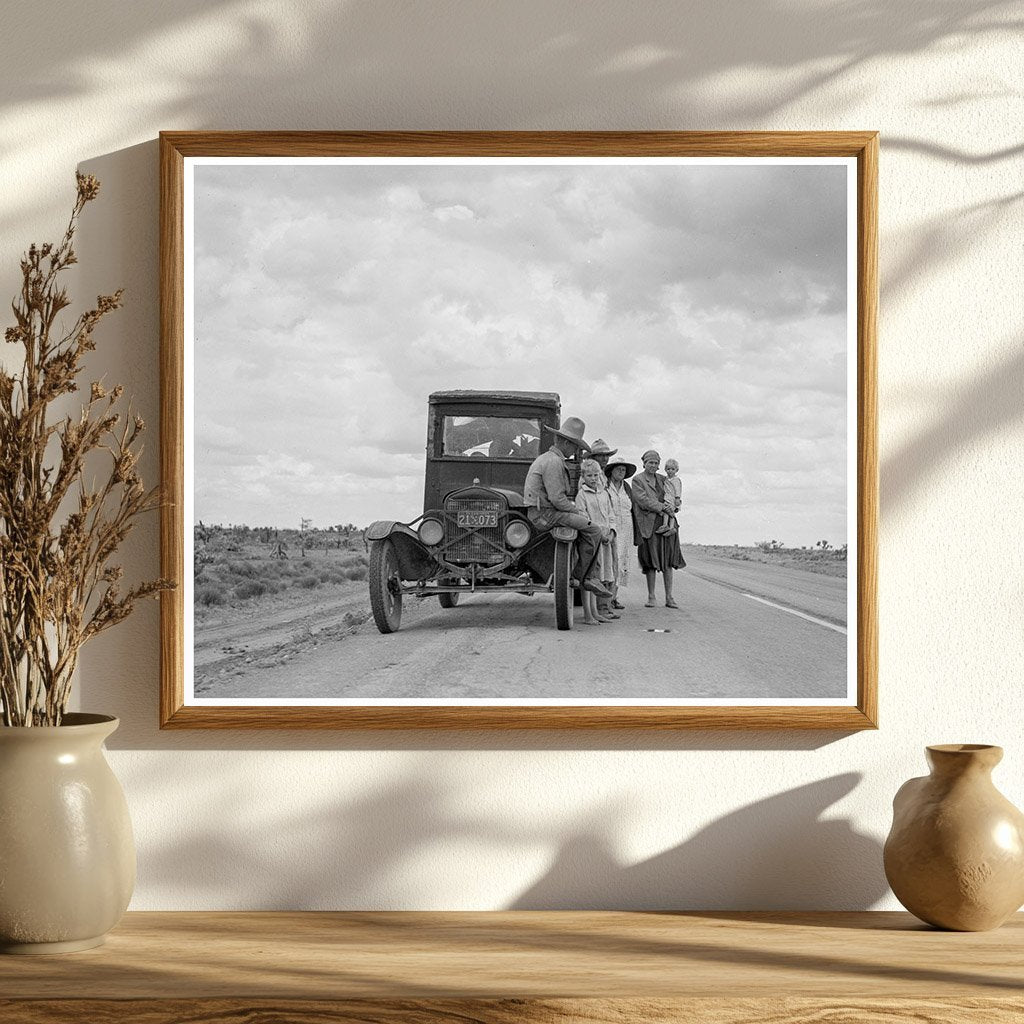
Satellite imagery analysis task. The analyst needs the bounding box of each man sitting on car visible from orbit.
[523,417,611,597]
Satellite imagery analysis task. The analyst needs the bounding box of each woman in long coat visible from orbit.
[631,449,686,608]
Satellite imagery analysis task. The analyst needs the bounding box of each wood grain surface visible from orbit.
[159,130,878,158]
[856,132,879,731]
[159,130,879,731]
[158,704,879,730]
[159,133,185,731]
[1,910,1021,1023]
[4,997,1023,1024]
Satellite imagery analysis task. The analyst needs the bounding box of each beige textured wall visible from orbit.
[1,1,1021,909]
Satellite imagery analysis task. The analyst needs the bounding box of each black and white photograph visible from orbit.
[176,146,866,717]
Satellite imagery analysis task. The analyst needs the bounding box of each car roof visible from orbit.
[428,389,560,409]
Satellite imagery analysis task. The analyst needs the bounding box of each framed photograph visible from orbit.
[160,131,877,729]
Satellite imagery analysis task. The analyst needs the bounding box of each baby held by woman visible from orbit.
[656,458,682,535]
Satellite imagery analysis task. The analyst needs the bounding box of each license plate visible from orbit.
[457,510,498,528]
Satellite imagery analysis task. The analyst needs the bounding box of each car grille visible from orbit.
[445,497,504,563]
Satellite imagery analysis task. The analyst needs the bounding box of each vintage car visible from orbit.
[365,390,584,633]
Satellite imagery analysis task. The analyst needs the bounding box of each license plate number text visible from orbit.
[457,511,498,528]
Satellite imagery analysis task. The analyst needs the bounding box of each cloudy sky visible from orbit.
[191,158,851,547]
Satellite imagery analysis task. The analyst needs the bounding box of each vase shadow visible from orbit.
[512,773,888,911]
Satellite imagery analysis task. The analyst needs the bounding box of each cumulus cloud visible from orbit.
[191,159,851,545]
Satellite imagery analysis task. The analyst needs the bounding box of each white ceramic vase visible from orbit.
[0,713,135,953]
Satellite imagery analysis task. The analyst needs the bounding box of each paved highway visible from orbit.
[197,549,849,701]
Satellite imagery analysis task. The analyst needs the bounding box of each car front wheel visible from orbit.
[368,539,403,633]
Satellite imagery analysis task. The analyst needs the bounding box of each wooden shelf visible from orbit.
[1,911,1022,1022]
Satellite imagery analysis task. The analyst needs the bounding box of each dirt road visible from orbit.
[193,548,848,701]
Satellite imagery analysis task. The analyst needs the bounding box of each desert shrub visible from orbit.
[196,585,227,606]
[297,574,319,589]
[234,580,268,600]
[344,565,368,581]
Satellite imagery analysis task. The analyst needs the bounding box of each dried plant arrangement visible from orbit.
[0,173,171,726]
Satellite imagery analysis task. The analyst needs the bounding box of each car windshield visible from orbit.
[442,416,541,459]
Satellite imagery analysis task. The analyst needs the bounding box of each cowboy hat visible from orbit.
[588,438,618,457]
[604,456,637,479]
[547,417,591,450]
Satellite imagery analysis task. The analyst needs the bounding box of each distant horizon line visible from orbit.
[192,522,848,550]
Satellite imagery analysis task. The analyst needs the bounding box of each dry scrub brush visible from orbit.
[0,174,172,726]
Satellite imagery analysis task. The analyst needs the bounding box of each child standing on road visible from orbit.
[657,458,683,535]
[574,458,616,624]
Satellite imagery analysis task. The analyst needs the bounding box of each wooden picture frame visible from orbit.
[160,131,877,730]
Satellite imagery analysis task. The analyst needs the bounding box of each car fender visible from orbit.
[365,522,439,580]
[365,520,420,544]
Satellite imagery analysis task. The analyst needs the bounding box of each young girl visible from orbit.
[657,458,683,535]
[574,458,616,624]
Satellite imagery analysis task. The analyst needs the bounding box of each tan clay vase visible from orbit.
[0,714,135,953]
[884,744,1024,930]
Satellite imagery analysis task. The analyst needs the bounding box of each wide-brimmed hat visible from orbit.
[547,416,590,450]
[604,456,637,479]
[589,438,618,458]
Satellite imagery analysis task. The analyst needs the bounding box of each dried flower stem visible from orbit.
[0,173,173,726]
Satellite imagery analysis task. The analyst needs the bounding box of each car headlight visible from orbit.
[418,518,445,546]
[504,520,531,549]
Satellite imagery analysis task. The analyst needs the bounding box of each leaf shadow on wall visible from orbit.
[882,336,1024,513]
[4,0,1016,126]
[1,0,1018,247]
[511,774,887,910]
